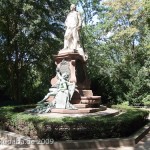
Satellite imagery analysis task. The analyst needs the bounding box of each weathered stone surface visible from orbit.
[59,59,71,79]
[51,108,101,114]
[53,53,90,89]
[80,100,100,104]
[79,90,93,96]
[73,104,101,108]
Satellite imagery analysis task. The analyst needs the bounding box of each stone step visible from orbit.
[51,108,101,114]
[81,96,101,100]
[72,98,101,105]
[73,104,91,108]
[80,96,101,104]
[81,99,100,104]
[79,90,93,97]
[71,96,101,104]
[73,103,101,108]
[72,96,101,105]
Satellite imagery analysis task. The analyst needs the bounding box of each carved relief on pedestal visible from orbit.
[59,59,71,79]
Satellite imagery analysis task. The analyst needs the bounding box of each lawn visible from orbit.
[0,105,149,141]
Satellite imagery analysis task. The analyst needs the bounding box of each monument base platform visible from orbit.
[51,106,106,114]
[37,107,119,118]
[47,52,106,114]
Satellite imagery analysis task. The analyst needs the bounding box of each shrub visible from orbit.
[0,105,149,141]
[124,65,150,106]
[142,95,150,106]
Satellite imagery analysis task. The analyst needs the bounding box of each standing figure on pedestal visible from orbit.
[64,4,81,50]
[60,4,87,61]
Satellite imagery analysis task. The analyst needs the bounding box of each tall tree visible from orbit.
[0,0,70,103]
[74,0,150,104]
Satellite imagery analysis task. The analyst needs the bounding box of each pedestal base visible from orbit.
[51,107,106,114]
[48,52,105,114]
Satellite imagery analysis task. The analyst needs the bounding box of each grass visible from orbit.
[0,105,149,141]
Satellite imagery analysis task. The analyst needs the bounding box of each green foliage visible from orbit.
[124,64,150,105]
[0,0,70,103]
[0,105,149,140]
[78,0,150,105]
[142,95,150,106]
[0,0,149,106]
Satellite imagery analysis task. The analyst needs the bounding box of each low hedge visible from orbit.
[0,105,149,141]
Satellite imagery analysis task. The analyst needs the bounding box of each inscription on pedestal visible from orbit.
[59,59,71,79]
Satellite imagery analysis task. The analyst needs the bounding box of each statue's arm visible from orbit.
[65,13,69,27]
[57,71,63,80]
[77,12,82,29]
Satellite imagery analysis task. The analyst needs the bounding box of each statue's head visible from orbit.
[70,4,76,11]
[62,72,69,80]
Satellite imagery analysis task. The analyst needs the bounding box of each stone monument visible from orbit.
[33,4,105,114]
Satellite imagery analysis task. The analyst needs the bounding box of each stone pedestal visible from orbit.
[52,53,90,88]
[49,52,105,113]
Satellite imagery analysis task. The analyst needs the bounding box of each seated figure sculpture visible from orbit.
[55,71,77,109]
[33,68,77,113]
